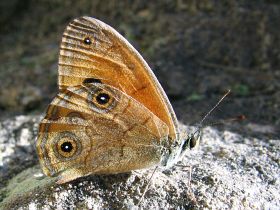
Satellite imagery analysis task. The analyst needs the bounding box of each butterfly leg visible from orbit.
[186,165,197,205]
[137,166,159,207]
[176,164,197,205]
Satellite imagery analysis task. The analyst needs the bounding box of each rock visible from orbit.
[20,86,43,111]
[0,85,43,112]
[0,116,279,209]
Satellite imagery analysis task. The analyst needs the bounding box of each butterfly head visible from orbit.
[185,127,202,150]
[182,90,232,152]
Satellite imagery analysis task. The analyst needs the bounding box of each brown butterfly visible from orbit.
[36,16,200,184]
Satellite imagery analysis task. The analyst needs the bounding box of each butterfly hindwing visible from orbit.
[36,82,169,183]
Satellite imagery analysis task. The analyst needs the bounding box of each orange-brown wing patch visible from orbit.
[58,16,178,140]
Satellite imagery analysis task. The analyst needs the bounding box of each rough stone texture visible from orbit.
[0,116,279,209]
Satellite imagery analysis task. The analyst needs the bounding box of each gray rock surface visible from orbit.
[0,116,279,209]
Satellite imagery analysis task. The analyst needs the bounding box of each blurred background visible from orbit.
[0,0,279,138]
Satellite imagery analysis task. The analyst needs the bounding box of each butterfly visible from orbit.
[36,16,200,184]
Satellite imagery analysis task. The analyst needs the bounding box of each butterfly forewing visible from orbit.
[58,16,178,140]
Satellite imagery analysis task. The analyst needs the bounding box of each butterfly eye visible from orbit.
[189,136,197,149]
[182,134,199,151]
[83,37,92,45]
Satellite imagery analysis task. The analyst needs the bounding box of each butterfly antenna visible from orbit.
[188,89,231,142]
[205,114,246,127]
[137,166,159,206]
[197,89,231,128]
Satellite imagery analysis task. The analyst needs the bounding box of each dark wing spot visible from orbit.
[96,93,110,105]
[83,78,102,84]
[60,142,73,153]
[84,37,92,45]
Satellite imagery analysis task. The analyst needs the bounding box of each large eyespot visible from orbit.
[86,86,118,113]
[93,90,114,108]
[83,37,92,45]
[53,132,82,160]
[57,136,77,158]
[60,141,74,153]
